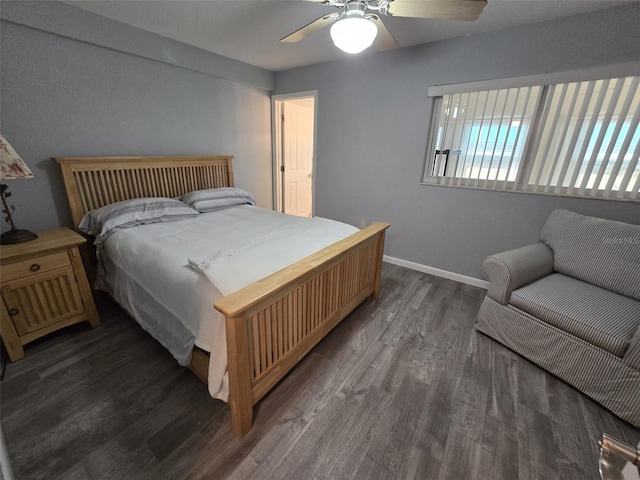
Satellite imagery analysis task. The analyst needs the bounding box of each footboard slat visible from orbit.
[216,222,389,437]
[248,241,376,382]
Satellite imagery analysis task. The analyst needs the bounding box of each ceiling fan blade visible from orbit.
[280,13,340,43]
[387,0,488,21]
[369,16,398,51]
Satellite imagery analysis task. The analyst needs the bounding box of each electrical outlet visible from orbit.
[359,219,366,229]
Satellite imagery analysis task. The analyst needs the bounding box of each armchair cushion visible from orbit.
[511,273,640,357]
[540,209,640,301]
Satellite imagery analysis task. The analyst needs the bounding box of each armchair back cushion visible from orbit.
[540,209,640,301]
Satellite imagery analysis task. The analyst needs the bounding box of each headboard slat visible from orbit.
[54,156,235,226]
[77,171,92,212]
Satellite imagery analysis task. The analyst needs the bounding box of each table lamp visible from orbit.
[0,135,38,245]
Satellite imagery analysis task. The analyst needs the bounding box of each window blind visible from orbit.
[424,74,640,201]
[523,76,639,200]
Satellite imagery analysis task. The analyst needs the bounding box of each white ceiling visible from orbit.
[65,0,634,71]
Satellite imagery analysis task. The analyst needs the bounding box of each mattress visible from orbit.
[98,205,358,401]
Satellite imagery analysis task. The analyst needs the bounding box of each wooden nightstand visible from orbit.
[0,228,100,361]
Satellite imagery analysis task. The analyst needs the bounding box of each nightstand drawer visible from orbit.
[2,251,71,280]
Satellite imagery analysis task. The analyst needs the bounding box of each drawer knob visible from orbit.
[8,308,19,316]
[30,263,41,272]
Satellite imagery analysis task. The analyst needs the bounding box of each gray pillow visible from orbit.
[181,187,255,213]
[78,197,199,246]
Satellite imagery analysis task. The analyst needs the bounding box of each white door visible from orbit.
[282,98,314,217]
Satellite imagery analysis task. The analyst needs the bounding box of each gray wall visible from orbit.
[3,2,639,280]
[275,4,640,279]
[0,1,274,233]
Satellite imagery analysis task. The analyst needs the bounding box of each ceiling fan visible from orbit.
[281,0,488,54]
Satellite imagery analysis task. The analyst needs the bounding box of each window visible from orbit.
[423,75,639,201]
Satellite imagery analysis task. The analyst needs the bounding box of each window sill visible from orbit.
[420,179,639,203]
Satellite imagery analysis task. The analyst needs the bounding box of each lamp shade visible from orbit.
[330,17,378,54]
[0,135,33,180]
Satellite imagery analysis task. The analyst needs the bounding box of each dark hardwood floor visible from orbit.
[1,263,638,479]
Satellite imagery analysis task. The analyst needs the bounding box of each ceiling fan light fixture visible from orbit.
[330,17,378,54]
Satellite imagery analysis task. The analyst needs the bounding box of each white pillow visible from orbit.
[78,197,199,245]
[181,187,256,213]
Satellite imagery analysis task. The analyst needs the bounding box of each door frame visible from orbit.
[271,90,318,215]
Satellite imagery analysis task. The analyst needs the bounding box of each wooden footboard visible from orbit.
[215,222,389,437]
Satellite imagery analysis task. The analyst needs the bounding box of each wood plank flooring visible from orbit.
[1,263,638,479]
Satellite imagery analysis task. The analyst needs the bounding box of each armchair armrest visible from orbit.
[482,243,554,305]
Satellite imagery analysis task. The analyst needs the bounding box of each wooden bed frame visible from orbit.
[54,155,389,437]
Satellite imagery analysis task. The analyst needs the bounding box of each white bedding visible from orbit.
[100,205,358,401]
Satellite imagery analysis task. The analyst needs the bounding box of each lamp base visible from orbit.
[0,228,38,245]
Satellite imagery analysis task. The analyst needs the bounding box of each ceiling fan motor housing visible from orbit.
[335,0,393,17]
[344,1,367,18]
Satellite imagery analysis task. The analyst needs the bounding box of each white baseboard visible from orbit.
[383,255,490,290]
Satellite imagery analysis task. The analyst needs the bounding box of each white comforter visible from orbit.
[101,205,358,401]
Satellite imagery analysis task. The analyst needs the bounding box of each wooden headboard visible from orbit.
[54,156,234,226]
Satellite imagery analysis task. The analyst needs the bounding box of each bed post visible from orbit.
[224,313,254,437]
[372,223,387,299]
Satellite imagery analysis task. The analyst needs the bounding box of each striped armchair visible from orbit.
[476,209,640,427]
